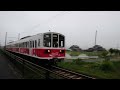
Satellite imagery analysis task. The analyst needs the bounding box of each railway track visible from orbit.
[2,50,96,79]
[50,66,96,79]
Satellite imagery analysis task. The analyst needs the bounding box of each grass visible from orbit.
[66,50,105,56]
[66,51,80,56]
[58,60,120,79]
[82,51,105,56]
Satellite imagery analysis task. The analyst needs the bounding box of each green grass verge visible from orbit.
[58,60,120,79]
[66,51,106,56]
[66,51,80,56]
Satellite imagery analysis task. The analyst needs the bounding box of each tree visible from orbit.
[109,48,114,54]
[113,49,119,56]
[101,51,110,61]
[69,45,82,51]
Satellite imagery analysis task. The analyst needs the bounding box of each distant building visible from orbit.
[86,45,106,52]
[69,45,82,51]
[85,48,94,52]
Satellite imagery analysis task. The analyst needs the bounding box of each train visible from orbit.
[6,32,65,64]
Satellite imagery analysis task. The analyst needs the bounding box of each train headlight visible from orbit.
[48,50,50,52]
[60,50,62,52]
[44,50,51,54]
[60,50,64,53]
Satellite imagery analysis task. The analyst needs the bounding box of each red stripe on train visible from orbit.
[6,48,65,58]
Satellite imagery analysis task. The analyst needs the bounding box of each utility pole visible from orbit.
[5,32,7,49]
[18,33,20,40]
[95,30,97,46]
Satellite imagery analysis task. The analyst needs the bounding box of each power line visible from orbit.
[21,11,70,35]
[32,12,69,30]
[45,11,70,24]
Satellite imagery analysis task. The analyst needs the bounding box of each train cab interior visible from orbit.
[43,32,65,48]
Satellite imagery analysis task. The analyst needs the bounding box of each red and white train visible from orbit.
[6,32,65,63]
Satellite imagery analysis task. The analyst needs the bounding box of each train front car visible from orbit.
[42,32,65,64]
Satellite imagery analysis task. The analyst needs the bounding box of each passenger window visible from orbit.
[33,41,34,48]
[30,41,32,48]
[38,39,40,47]
[27,42,29,48]
[35,40,37,48]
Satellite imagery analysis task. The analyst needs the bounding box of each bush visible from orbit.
[100,51,108,58]
[104,56,110,61]
[73,58,83,65]
[99,61,114,71]
[90,62,101,70]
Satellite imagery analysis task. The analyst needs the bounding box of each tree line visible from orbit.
[109,48,120,56]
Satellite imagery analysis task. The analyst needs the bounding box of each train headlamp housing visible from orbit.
[60,50,64,53]
[48,50,50,52]
[60,50,62,52]
[44,49,51,54]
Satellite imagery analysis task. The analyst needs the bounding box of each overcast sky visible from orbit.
[0,11,120,50]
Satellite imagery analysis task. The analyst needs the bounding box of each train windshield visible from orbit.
[53,34,65,48]
[44,34,51,47]
[44,33,65,48]
[59,35,65,47]
[53,34,58,47]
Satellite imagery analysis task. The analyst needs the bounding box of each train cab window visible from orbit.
[59,35,65,47]
[44,34,51,47]
[53,34,58,47]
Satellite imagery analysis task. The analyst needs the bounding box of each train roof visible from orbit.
[20,36,31,40]
[6,32,65,45]
[43,32,65,36]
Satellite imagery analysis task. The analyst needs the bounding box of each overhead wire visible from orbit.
[21,11,70,34]
[30,11,69,31]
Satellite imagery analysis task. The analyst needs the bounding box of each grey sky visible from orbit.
[0,11,120,50]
